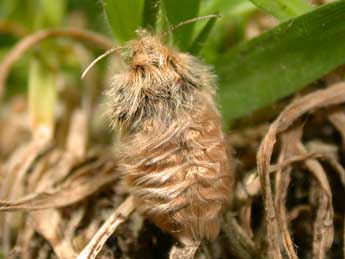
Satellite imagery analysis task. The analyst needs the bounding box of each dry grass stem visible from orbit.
[0,140,51,254]
[274,126,303,259]
[169,242,200,259]
[257,82,345,258]
[0,157,118,211]
[77,196,135,259]
[223,214,260,259]
[66,109,89,157]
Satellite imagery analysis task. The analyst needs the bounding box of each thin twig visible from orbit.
[287,205,311,222]
[269,152,320,173]
[76,196,135,259]
[223,214,261,259]
[235,152,322,204]
[0,29,114,99]
[169,242,200,259]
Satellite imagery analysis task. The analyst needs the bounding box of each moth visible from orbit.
[103,30,233,245]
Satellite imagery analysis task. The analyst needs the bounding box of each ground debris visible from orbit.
[0,56,344,259]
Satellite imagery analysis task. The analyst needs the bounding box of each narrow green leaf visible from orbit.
[142,0,159,30]
[189,16,217,55]
[0,0,36,29]
[26,0,64,137]
[216,1,345,122]
[195,0,257,63]
[35,0,66,28]
[103,0,145,42]
[0,0,17,18]
[161,0,200,50]
[249,0,312,20]
[201,0,255,17]
[29,58,56,137]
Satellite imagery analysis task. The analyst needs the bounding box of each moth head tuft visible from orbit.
[128,32,174,68]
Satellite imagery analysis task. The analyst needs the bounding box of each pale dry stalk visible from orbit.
[77,196,135,259]
[274,126,303,259]
[169,242,200,259]
[257,82,345,258]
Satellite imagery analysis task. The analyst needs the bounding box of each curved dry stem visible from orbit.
[223,214,259,259]
[297,143,334,258]
[77,196,135,259]
[235,152,321,205]
[274,127,303,259]
[0,161,118,211]
[257,82,345,258]
[0,28,114,99]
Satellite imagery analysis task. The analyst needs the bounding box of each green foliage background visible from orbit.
[1,0,345,125]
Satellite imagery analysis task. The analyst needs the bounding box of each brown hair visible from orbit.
[106,32,233,244]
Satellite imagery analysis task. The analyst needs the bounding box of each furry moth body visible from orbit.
[107,34,232,243]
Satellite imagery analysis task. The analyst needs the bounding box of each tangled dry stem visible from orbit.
[257,82,345,258]
[1,79,344,259]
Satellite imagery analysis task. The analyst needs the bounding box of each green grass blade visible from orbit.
[195,0,256,61]
[161,0,200,50]
[201,0,255,16]
[249,0,312,20]
[189,16,217,55]
[142,0,159,30]
[35,0,66,28]
[27,0,65,137]
[103,0,144,42]
[216,1,345,122]
[29,58,56,137]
